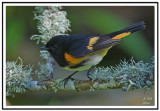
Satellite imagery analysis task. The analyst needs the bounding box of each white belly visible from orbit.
[84,54,103,66]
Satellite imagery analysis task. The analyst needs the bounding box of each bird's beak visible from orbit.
[40,46,49,50]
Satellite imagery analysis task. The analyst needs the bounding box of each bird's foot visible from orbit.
[63,76,75,88]
[62,71,78,88]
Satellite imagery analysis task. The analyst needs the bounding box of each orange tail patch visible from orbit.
[112,32,131,39]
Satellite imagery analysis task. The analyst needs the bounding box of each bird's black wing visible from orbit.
[66,21,145,58]
[66,34,120,58]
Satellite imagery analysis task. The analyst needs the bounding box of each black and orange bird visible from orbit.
[41,21,145,84]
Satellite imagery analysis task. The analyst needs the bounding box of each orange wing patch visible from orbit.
[87,37,99,51]
[112,32,131,39]
[64,52,85,66]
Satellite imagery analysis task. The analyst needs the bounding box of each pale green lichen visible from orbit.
[31,6,71,45]
[39,50,50,60]
[6,57,33,97]
[90,57,154,91]
[35,62,51,80]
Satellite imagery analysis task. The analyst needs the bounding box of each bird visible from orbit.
[40,21,145,85]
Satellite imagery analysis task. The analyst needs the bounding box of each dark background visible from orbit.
[6,6,154,105]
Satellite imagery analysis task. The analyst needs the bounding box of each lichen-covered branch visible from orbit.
[6,56,154,97]
[27,57,154,92]
[27,70,153,92]
[6,57,33,97]
[28,79,124,92]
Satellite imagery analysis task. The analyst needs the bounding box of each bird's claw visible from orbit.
[63,76,75,88]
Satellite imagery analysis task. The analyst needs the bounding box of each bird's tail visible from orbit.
[107,21,145,39]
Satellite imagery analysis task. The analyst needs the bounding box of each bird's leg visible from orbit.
[87,66,94,80]
[63,71,78,88]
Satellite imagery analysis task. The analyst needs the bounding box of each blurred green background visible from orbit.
[6,6,154,106]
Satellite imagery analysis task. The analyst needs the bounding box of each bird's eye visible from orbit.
[53,45,57,49]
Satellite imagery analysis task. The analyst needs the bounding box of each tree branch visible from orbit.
[27,75,153,92]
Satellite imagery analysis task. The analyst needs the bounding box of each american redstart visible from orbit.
[41,21,145,84]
